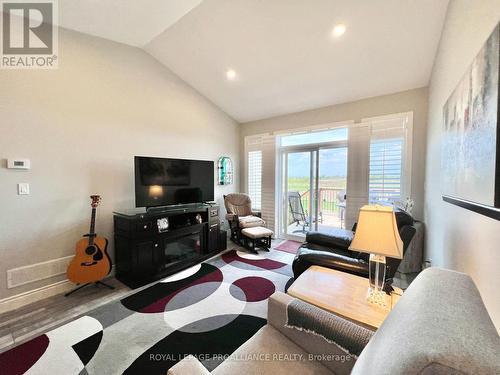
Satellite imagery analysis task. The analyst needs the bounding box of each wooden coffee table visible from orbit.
[287,265,402,330]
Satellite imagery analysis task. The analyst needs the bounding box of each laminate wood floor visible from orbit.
[0,278,131,354]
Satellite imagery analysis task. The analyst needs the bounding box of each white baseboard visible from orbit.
[7,256,73,289]
[0,266,116,315]
[0,279,73,315]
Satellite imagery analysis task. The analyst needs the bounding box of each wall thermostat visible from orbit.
[7,159,30,169]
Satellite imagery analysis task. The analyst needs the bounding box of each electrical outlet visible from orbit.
[18,183,30,195]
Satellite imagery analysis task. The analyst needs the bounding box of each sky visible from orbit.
[282,128,348,178]
[287,148,347,178]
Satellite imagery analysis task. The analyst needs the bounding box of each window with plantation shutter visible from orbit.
[367,114,411,205]
[245,135,277,232]
[247,150,262,210]
[369,137,403,203]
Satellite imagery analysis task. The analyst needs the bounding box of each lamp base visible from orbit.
[368,254,387,307]
[366,287,388,307]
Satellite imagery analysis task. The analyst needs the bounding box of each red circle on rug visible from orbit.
[231,277,275,302]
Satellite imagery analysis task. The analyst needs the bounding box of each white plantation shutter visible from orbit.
[366,113,412,205]
[345,124,370,229]
[369,138,403,203]
[345,113,412,227]
[247,151,262,210]
[245,135,277,232]
[260,136,277,233]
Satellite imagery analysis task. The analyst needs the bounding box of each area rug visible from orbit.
[0,249,293,375]
[274,240,303,254]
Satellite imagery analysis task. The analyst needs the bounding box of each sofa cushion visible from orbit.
[305,229,354,250]
[212,325,332,375]
[352,268,500,375]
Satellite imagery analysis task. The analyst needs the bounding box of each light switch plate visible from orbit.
[8,159,30,169]
[18,183,29,195]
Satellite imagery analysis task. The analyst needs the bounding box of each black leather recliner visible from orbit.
[292,208,416,289]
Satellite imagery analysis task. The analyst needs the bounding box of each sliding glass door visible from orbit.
[318,147,348,230]
[281,143,348,240]
[284,150,316,238]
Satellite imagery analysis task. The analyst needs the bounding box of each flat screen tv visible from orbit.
[134,156,214,208]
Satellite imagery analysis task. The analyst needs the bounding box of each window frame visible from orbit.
[365,112,413,205]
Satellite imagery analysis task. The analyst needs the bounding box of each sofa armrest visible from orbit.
[268,292,362,375]
[269,292,373,355]
[305,229,354,250]
[167,355,211,375]
[268,291,295,329]
[292,248,369,280]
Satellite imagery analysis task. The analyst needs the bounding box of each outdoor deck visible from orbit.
[286,187,346,238]
[286,212,344,238]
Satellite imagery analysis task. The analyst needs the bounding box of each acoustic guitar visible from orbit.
[67,195,112,284]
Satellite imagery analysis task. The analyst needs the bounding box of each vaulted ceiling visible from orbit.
[56,0,203,47]
[56,0,449,122]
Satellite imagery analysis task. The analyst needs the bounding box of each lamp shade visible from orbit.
[348,205,403,259]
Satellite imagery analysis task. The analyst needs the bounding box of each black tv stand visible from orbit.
[145,203,204,213]
[113,204,226,289]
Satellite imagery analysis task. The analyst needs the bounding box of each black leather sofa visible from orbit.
[292,208,416,290]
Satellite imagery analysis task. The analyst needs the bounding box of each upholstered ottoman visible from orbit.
[241,226,273,253]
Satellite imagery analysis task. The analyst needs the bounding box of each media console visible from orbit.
[113,204,226,288]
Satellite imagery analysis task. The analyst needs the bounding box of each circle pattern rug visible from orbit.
[0,249,293,375]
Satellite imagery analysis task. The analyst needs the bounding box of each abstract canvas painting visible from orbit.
[442,22,499,219]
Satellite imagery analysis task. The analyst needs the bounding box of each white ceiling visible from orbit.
[55,0,449,123]
[145,0,449,122]
[56,0,202,47]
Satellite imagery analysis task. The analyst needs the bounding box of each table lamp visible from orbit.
[348,205,403,306]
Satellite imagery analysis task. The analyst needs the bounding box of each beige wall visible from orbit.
[0,29,239,300]
[424,0,500,331]
[240,87,429,220]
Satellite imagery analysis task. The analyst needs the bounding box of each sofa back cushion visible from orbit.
[352,268,500,375]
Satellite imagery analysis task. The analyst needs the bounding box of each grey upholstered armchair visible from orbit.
[223,193,265,244]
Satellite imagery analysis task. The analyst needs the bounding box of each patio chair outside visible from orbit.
[288,191,310,233]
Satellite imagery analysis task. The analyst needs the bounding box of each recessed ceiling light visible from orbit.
[332,24,346,38]
[226,69,237,80]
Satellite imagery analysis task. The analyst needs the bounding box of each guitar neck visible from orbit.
[88,207,97,246]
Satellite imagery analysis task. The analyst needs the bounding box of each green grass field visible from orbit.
[287,176,346,192]
[287,176,346,214]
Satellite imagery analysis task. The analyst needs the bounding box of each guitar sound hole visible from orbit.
[85,246,96,255]
[93,249,103,261]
